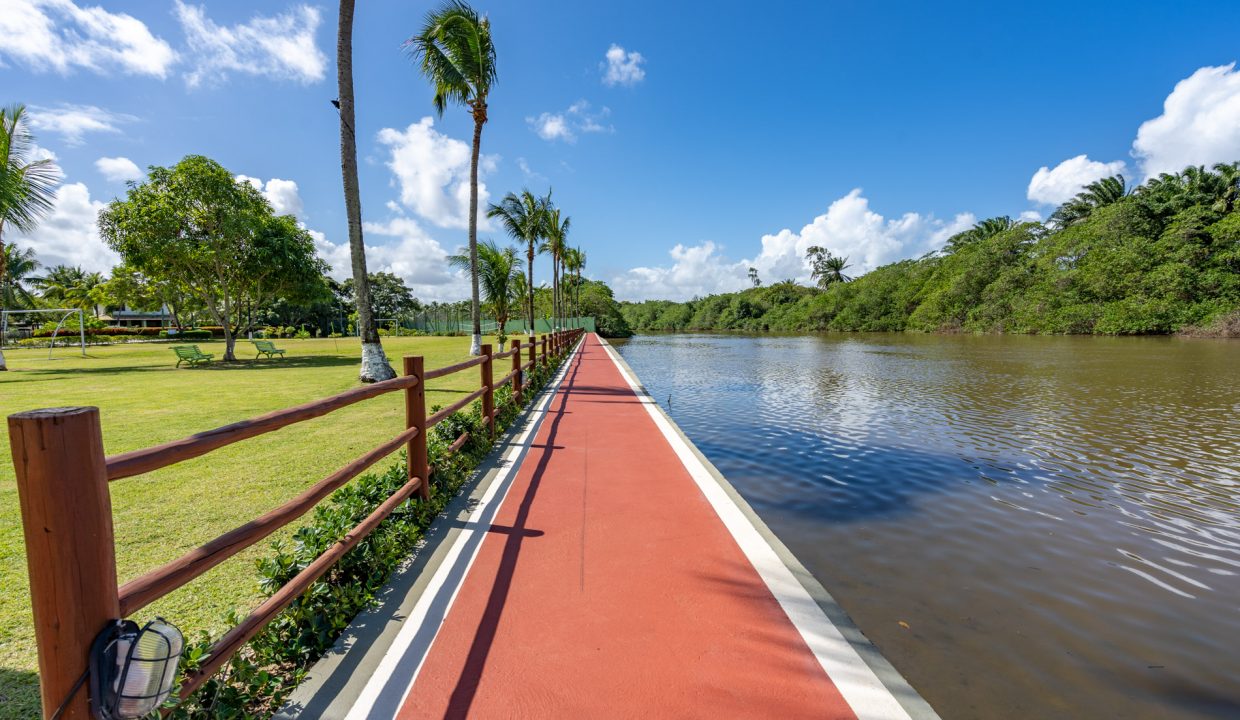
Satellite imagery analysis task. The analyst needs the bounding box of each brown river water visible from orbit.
[611,333,1239,720]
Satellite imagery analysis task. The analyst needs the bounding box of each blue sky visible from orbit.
[4,0,1240,301]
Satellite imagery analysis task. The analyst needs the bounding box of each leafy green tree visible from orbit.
[343,272,420,320]
[407,0,496,356]
[943,216,1016,254]
[449,239,519,342]
[97,262,196,327]
[337,0,394,381]
[807,246,850,287]
[487,189,550,334]
[36,265,105,316]
[98,155,328,361]
[564,246,585,324]
[748,266,761,287]
[0,103,59,370]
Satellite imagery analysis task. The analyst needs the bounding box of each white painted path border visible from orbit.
[342,344,580,720]
[598,339,913,720]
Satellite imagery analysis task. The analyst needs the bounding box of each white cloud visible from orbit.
[377,117,497,230]
[95,156,141,182]
[8,182,117,271]
[529,112,571,141]
[26,104,137,146]
[235,175,304,217]
[0,0,176,77]
[1133,63,1240,178]
[312,217,468,302]
[175,1,327,87]
[516,157,544,181]
[611,189,975,301]
[527,100,612,143]
[602,44,645,87]
[1027,154,1127,205]
[1019,209,1043,222]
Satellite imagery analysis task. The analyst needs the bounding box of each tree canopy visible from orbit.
[98,155,328,360]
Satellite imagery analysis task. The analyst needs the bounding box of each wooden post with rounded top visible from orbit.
[9,406,119,719]
[480,344,495,440]
[511,339,523,406]
[403,357,430,501]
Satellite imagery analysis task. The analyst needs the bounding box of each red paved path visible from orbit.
[398,334,856,718]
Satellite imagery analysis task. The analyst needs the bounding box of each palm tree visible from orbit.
[564,246,585,326]
[36,265,103,315]
[941,216,1017,254]
[541,206,569,330]
[337,0,394,382]
[747,266,761,287]
[487,189,549,334]
[1050,175,1127,228]
[448,239,519,341]
[407,0,496,356]
[1,103,59,371]
[2,244,40,310]
[822,255,852,283]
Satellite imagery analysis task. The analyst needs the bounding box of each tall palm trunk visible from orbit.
[0,223,8,371]
[337,0,394,382]
[552,253,559,331]
[466,105,485,355]
[526,241,535,334]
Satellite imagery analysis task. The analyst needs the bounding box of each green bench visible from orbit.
[252,339,287,359]
[172,345,214,367]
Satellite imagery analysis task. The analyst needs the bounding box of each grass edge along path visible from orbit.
[0,336,562,719]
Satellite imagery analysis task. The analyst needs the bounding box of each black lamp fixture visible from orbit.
[89,618,184,719]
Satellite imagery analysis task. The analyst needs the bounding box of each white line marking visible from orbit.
[343,346,580,720]
[599,339,913,720]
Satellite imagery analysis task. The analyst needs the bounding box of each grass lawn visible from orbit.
[0,335,505,718]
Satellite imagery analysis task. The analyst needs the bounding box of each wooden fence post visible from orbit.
[403,357,430,501]
[511,339,523,406]
[9,407,119,719]
[541,335,548,368]
[480,344,494,440]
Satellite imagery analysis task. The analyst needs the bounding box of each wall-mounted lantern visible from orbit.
[89,618,184,719]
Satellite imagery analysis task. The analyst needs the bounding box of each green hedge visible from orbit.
[167,341,573,718]
[162,329,213,340]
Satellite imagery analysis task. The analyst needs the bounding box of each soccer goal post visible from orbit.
[1,308,87,359]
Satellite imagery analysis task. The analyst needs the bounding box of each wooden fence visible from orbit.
[7,329,585,718]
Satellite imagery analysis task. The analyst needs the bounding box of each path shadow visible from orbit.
[443,348,583,717]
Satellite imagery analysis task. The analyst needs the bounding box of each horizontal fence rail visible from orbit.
[8,329,585,719]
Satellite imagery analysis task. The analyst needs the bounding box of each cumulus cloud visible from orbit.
[601,44,645,87]
[377,117,497,230]
[1133,63,1240,178]
[26,104,137,146]
[312,217,468,302]
[235,175,304,217]
[0,0,176,77]
[175,1,327,87]
[611,189,975,301]
[1027,154,1127,205]
[95,156,141,182]
[527,100,612,143]
[8,182,118,271]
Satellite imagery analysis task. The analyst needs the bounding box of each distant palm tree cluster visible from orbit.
[485,190,587,337]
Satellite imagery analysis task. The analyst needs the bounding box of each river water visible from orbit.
[611,333,1240,720]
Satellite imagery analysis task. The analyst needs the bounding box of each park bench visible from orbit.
[172,345,213,367]
[252,339,287,360]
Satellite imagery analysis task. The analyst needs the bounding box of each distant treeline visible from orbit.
[621,165,1240,337]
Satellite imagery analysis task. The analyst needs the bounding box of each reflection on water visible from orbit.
[612,333,1240,720]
